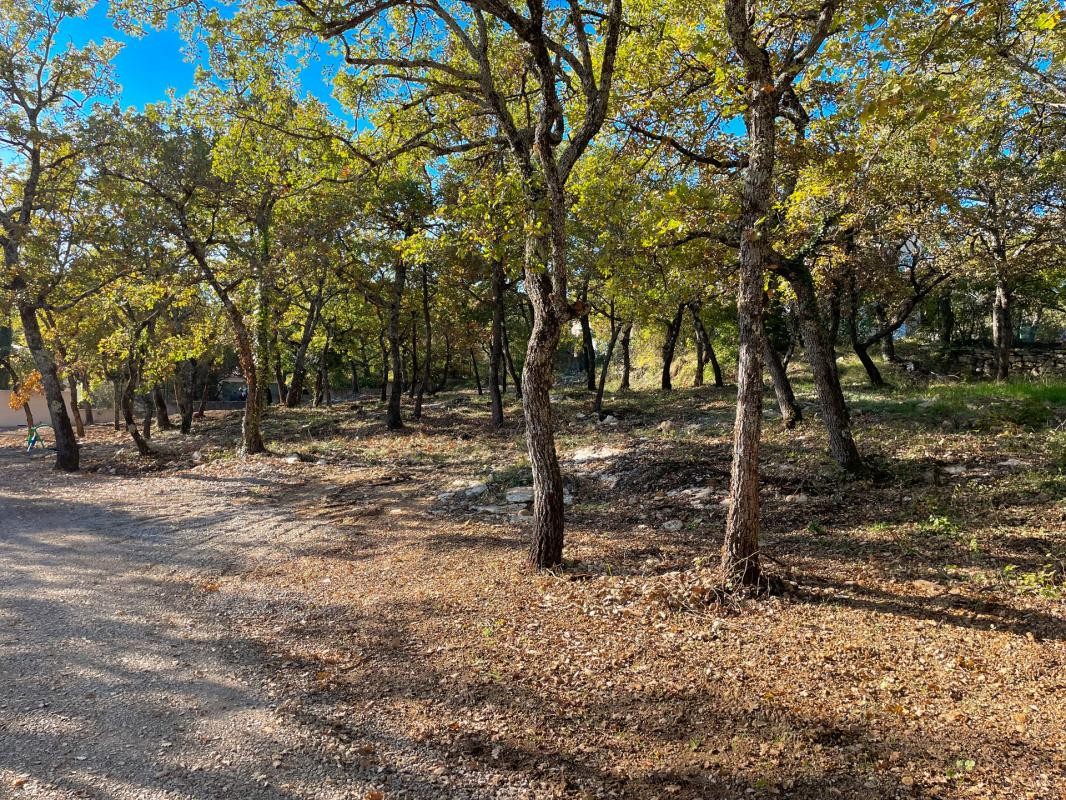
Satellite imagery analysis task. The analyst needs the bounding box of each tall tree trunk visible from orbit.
[619,322,632,390]
[141,393,153,441]
[787,267,864,473]
[121,363,153,456]
[153,384,173,430]
[764,333,802,429]
[489,259,506,425]
[67,372,85,438]
[849,289,886,388]
[522,271,565,569]
[17,301,78,471]
[689,303,724,388]
[580,312,596,391]
[81,376,94,425]
[660,304,685,391]
[386,257,408,430]
[113,375,122,431]
[721,79,773,588]
[502,318,522,398]
[992,278,1011,381]
[414,263,432,420]
[593,311,623,418]
[379,332,389,402]
[284,285,323,408]
[196,378,209,419]
[470,349,483,395]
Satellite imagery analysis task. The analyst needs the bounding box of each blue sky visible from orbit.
[61,2,197,108]
[60,1,343,113]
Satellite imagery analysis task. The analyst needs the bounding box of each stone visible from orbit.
[942,464,967,476]
[657,420,674,432]
[505,486,535,504]
[599,415,618,426]
[283,454,301,464]
[784,493,811,504]
[464,482,488,497]
[662,519,684,532]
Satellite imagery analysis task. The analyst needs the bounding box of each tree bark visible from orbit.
[593,310,623,418]
[153,384,174,430]
[502,317,522,398]
[787,267,863,473]
[689,303,724,387]
[660,303,685,391]
[386,256,408,430]
[414,263,432,420]
[121,364,153,457]
[470,349,483,395]
[67,372,85,438]
[721,79,773,587]
[17,301,78,470]
[580,312,596,391]
[992,278,1012,380]
[849,293,886,388]
[764,332,802,428]
[285,280,324,407]
[522,272,565,570]
[619,322,632,390]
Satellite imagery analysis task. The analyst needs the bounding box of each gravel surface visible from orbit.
[0,445,473,800]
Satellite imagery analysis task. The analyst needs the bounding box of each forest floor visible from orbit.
[1,372,1065,800]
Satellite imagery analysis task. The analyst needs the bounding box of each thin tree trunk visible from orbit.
[121,363,153,456]
[580,312,596,391]
[153,384,173,430]
[502,317,522,398]
[764,333,802,429]
[113,375,122,431]
[721,78,774,588]
[414,263,432,420]
[350,360,360,395]
[660,304,685,391]
[619,322,632,390]
[67,372,85,438]
[593,310,623,418]
[81,376,94,425]
[992,278,1011,381]
[470,349,483,395]
[386,256,408,430]
[849,288,887,388]
[787,267,864,473]
[17,301,78,470]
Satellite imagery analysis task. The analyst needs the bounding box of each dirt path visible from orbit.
[0,448,386,800]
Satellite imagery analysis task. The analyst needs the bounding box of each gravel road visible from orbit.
[0,447,386,800]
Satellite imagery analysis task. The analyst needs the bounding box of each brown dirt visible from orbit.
[1,388,1064,800]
